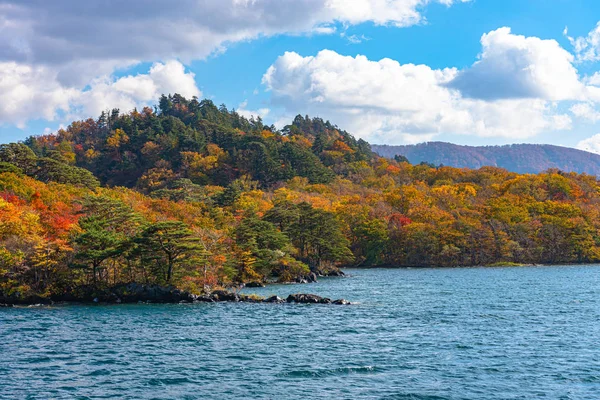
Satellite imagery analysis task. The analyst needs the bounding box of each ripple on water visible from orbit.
[278,365,382,378]
[147,377,197,386]
[3,266,600,399]
[380,395,453,400]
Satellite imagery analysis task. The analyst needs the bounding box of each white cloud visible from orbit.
[0,0,468,69]
[570,102,600,123]
[565,23,600,62]
[0,0,470,127]
[0,60,201,129]
[328,0,470,27]
[343,34,371,44]
[263,48,573,144]
[237,100,270,121]
[577,133,600,154]
[586,72,600,86]
[74,61,201,118]
[448,27,584,101]
[0,62,78,128]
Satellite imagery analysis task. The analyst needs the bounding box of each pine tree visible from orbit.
[133,221,205,283]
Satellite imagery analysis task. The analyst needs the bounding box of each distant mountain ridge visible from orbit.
[372,142,600,175]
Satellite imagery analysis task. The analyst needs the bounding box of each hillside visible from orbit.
[2,94,600,303]
[372,142,600,175]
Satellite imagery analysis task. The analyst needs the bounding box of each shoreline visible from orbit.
[342,262,600,269]
[5,263,599,307]
[0,284,351,307]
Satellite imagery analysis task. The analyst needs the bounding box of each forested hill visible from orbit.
[3,94,600,303]
[372,142,600,175]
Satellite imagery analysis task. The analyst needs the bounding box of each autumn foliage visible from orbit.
[2,94,600,301]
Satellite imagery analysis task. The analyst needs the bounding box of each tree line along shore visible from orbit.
[2,94,600,304]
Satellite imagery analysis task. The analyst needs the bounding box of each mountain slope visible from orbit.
[372,142,600,175]
[4,95,600,304]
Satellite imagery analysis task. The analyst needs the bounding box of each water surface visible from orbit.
[3,266,600,399]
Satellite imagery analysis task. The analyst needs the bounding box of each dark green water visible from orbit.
[3,266,600,399]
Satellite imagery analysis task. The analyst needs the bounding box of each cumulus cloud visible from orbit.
[448,27,584,101]
[565,23,600,62]
[263,48,573,144]
[0,62,78,127]
[577,133,600,154]
[237,100,270,121]
[0,0,468,68]
[586,72,600,86]
[0,0,470,127]
[0,60,201,128]
[570,103,600,123]
[74,61,201,118]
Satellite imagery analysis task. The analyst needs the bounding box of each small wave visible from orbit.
[148,377,195,386]
[86,369,111,377]
[279,365,381,378]
[455,344,473,350]
[380,394,453,400]
[90,358,129,366]
[22,356,52,363]
[225,354,254,361]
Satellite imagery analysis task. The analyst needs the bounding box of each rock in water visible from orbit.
[211,290,239,302]
[263,296,284,303]
[286,294,332,304]
[245,281,266,288]
[332,299,351,305]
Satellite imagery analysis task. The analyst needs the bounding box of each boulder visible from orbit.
[245,281,266,288]
[313,266,345,277]
[286,293,332,304]
[332,299,351,305]
[110,283,197,303]
[324,269,345,277]
[263,295,284,303]
[238,294,263,303]
[211,290,239,302]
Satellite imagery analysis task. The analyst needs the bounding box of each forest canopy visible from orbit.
[2,94,600,301]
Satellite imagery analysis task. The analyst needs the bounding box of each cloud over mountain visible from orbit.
[262,43,574,143]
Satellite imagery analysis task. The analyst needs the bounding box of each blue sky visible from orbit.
[3,0,600,151]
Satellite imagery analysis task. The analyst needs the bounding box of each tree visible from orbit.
[134,221,205,283]
[0,162,23,175]
[0,143,38,175]
[72,221,123,284]
[352,218,389,266]
[394,154,410,163]
[281,143,335,184]
[267,202,353,270]
[71,196,140,284]
[235,214,292,278]
[36,157,100,189]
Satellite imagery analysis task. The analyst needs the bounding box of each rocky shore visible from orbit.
[0,282,350,306]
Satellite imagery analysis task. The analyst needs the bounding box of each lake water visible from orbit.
[3,266,600,399]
